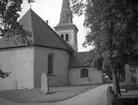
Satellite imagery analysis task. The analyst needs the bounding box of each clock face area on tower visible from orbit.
[62,9,69,23]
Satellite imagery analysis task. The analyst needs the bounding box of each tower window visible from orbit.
[61,34,64,39]
[80,68,88,78]
[48,54,54,74]
[65,33,69,41]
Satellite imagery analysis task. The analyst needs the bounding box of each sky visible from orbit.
[20,0,92,52]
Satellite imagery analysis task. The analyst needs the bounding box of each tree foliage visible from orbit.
[0,0,34,44]
[71,0,138,66]
[71,0,138,95]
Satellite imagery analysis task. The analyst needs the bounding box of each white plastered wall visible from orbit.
[0,47,34,90]
[34,46,69,87]
[69,67,103,85]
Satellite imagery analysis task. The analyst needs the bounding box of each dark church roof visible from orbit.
[0,9,74,53]
[69,52,90,68]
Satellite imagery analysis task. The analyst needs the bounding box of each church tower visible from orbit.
[54,0,78,52]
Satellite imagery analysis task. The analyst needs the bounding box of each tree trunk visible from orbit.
[109,69,113,80]
[111,65,121,96]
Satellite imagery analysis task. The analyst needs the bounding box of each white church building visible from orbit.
[0,0,103,90]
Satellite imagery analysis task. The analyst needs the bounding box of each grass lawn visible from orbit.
[0,84,100,103]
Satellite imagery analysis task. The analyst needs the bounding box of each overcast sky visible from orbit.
[20,0,92,52]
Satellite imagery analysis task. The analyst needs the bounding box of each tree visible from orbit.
[0,0,34,43]
[0,0,34,78]
[71,0,138,96]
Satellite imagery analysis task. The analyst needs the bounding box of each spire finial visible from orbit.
[29,3,32,8]
[28,0,34,8]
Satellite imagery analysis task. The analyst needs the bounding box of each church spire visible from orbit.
[54,0,78,52]
[58,0,73,25]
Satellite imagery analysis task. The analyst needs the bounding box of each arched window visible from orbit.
[61,34,64,39]
[48,54,53,74]
[65,33,69,41]
[80,68,88,78]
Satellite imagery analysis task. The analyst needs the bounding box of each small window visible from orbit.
[65,33,69,41]
[80,68,88,78]
[61,34,64,39]
[48,54,54,74]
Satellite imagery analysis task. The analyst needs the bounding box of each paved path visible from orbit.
[0,84,112,105]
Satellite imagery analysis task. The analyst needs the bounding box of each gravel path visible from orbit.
[0,84,112,105]
[55,84,111,105]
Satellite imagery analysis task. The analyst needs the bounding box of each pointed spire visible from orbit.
[58,0,73,25]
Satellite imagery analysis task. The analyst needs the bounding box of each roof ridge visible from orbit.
[74,51,89,54]
[78,51,88,53]
[30,9,35,44]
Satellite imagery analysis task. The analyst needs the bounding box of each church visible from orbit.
[0,0,103,90]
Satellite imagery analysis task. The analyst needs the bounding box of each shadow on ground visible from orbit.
[112,83,138,105]
[113,97,138,105]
